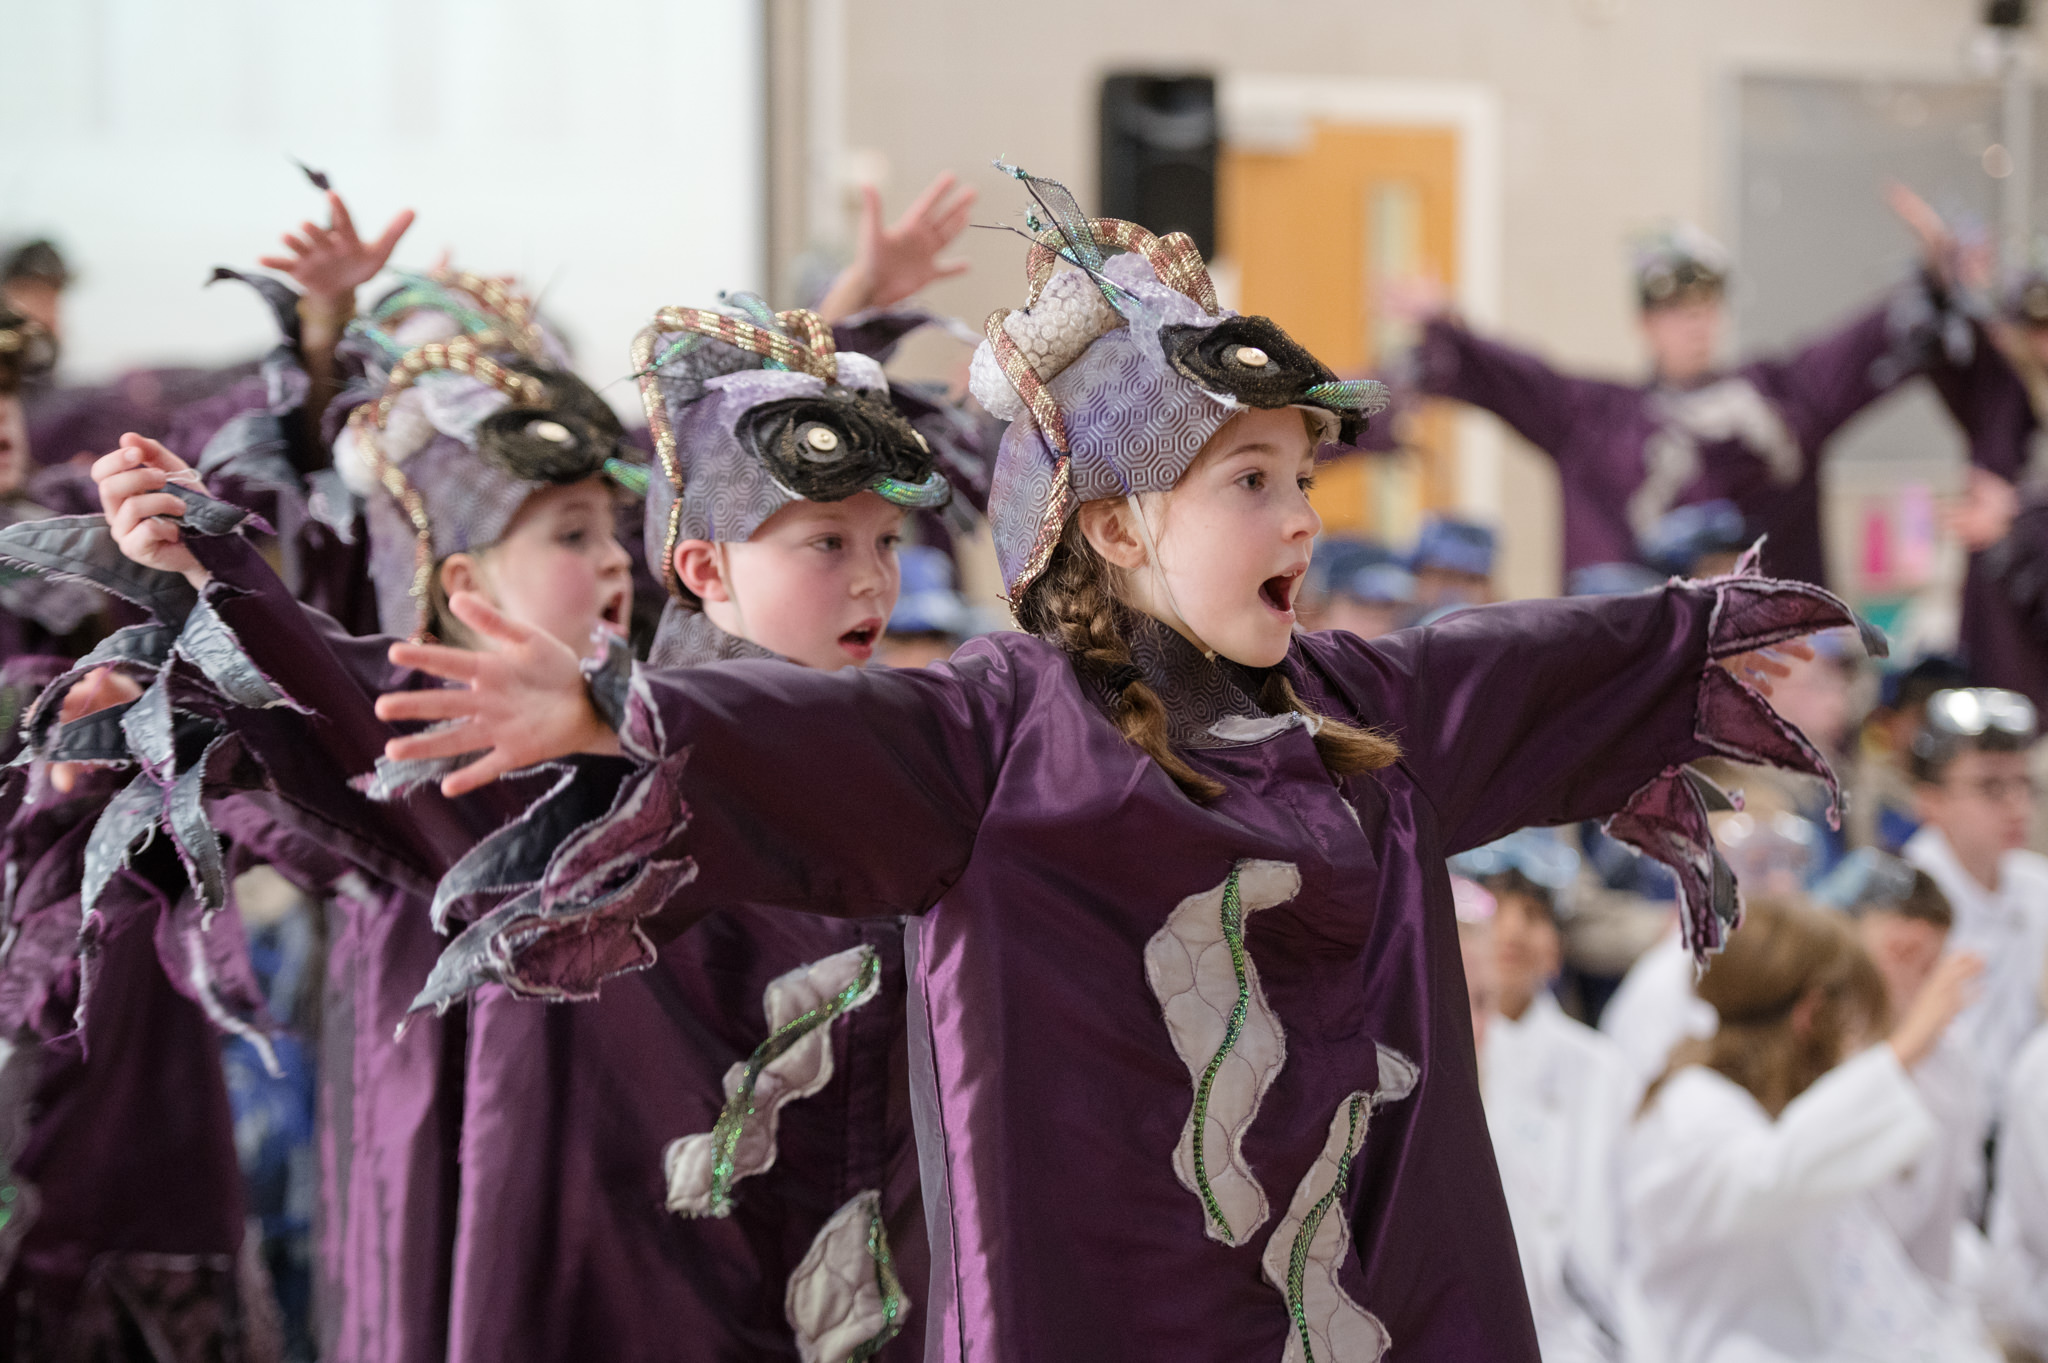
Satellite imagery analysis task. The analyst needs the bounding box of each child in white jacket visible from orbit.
[1627,898,1995,1363]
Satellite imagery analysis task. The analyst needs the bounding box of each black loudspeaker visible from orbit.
[1099,73,1219,259]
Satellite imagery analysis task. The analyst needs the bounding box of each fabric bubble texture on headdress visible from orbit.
[967,164,1389,598]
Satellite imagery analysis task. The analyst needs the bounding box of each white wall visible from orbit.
[0,0,763,415]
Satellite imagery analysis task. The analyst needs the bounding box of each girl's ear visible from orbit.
[439,552,484,601]
[674,539,730,603]
[1077,498,1149,571]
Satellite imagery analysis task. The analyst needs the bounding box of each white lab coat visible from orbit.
[1868,1034,1986,1283]
[1600,926,1715,1089]
[1981,1026,2048,1357]
[1626,1045,2001,1363]
[1483,993,1640,1362]
[1903,828,2048,1116]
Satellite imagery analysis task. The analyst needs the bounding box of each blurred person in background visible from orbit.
[1888,185,2048,716]
[1638,497,1751,581]
[1813,850,1987,1286]
[1455,831,1638,1363]
[0,308,109,661]
[1626,898,1995,1363]
[878,542,982,668]
[1980,957,2048,1361]
[1851,654,1975,851]
[1384,222,1944,589]
[1902,687,2048,1114]
[1,240,69,345]
[1406,515,1494,620]
[1304,535,1416,639]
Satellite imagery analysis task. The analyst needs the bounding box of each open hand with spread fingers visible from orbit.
[257,189,415,314]
[375,591,622,798]
[817,171,978,321]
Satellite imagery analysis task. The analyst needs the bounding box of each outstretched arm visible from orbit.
[257,189,414,438]
[1297,564,1871,955]
[815,171,977,323]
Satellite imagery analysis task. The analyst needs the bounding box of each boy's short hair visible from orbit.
[1908,687,2038,785]
[1813,849,1953,931]
[1479,869,1557,929]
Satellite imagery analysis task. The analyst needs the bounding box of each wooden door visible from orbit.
[1219,123,1462,540]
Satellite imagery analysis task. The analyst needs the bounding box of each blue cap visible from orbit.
[888,544,974,638]
[1407,518,1496,578]
[1566,562,1665,597]
[1639,500,1749,576]
[1449,828,1582,892]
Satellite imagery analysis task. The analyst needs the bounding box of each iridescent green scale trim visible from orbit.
[1286,1094,1367,1362]
[848,1199,907,1361]
[705,947,880,1216]
[1191,865,1249,1240]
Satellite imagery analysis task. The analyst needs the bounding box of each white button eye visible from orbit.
[804,424,842,453]
[1234,346,1270,368]
[528,419,572,444]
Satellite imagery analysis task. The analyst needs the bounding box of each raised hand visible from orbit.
[91,434,210,586]
[257,190,415,313]
[1889,950,1983,1070]
[1719,638,1816,700]
[1949,467,2020,552]
[374,591,621,797]
[817,171,978,322]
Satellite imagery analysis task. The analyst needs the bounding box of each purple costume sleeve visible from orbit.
[1295,556,1873,957]
[1413,317,1624,460]
[1740,300,1915,454]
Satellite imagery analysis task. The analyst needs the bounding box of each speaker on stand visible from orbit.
[1098,73,1219,258]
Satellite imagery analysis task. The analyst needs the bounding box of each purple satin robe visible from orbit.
[493,571,1858,1362]
[171,534,927,1363]
[1406,296,1921,587]
[1923,325,2048,710]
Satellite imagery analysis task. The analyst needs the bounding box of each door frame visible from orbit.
[1217,75,1506,519]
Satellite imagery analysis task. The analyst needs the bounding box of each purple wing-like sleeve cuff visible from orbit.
[1604,548,1886,962]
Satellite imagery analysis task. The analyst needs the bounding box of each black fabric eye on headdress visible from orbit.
[475,366,630,485]
[739,388,948,507]
[1159,316,1376,444]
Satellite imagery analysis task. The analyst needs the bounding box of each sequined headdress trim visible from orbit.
[346,337,546,638]
[633,304,839,597]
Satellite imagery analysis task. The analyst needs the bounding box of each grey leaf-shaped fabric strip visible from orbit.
[164,730,237,913]
[80,774,164,918]
[38,704,136,767]
[174,596,306,712]
[0,516,198,624]
[428,758,620,931]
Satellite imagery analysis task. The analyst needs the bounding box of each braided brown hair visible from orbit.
[1014,516,1399,801]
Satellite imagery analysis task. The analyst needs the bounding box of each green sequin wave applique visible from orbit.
[706,946,880,1217]
[848,1198,907,1361]
[1285,1093,1367,1363]
[1190,865,1250,1240]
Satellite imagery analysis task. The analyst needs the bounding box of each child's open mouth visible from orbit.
[839,619,882,661]
[1259,570,1302,617]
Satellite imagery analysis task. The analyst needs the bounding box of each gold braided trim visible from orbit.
[1009,454,1073,600]
[1022,219,1219,315]
[432,270,548,361]
[983,309,1070,454]
[645,306,838,382]
[773,308,839,370]
[631,324,688,599]
[352,337,546,639]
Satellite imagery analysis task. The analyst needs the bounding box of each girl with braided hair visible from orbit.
[292,167,1884,1362]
